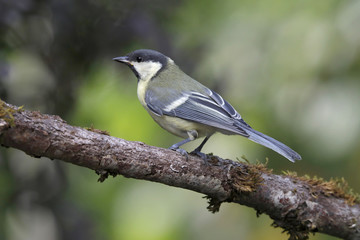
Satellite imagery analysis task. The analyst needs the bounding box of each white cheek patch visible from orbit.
[132,61,162,82]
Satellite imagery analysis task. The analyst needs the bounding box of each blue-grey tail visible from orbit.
[243,127,301,162]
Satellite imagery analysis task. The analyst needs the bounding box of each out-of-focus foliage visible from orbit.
[1,0,359,239]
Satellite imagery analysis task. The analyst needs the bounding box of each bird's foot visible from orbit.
[169,146,189,160]
[190,149,209,165]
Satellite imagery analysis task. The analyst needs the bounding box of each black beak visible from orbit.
[113,56,139,79]
[113,56,131,65]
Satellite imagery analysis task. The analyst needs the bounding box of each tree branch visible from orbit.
[0,100,359,240]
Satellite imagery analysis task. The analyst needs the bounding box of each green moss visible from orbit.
[85,125,110,136]
[283,171,360,205]
[230,160,272,194]
[205,196,223,213]
[0,100,22,127]
[206,156,273,213]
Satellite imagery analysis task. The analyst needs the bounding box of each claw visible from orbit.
[169,146,189,160]
[190,149,209,165]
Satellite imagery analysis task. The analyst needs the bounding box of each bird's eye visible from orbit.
[136,56,142,62]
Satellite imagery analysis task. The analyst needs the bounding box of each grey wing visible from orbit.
[145,88,249,137]
[206,88,252,128]
[206,88,241,120]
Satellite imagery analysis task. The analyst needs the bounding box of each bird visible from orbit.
[113,49,301,162]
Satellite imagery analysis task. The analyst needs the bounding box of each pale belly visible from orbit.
[149,111,216,139]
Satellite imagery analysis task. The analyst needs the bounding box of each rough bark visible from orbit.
[0,100,359,240]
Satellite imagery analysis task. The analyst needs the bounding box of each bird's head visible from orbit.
[113,49,171,82]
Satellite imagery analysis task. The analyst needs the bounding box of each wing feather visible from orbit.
[145,88,249,136]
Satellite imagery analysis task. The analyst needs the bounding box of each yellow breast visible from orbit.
[137,79,148,107]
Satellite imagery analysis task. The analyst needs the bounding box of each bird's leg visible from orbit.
[169,138,192,159]
[192,136,211,153]
[169,130,198,160]
[190,135,212,163]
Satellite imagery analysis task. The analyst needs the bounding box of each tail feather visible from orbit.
[244,127,301,162]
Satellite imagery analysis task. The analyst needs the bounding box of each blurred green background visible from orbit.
[1,0,359,239]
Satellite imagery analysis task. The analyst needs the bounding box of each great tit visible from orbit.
[113,49,301,162]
